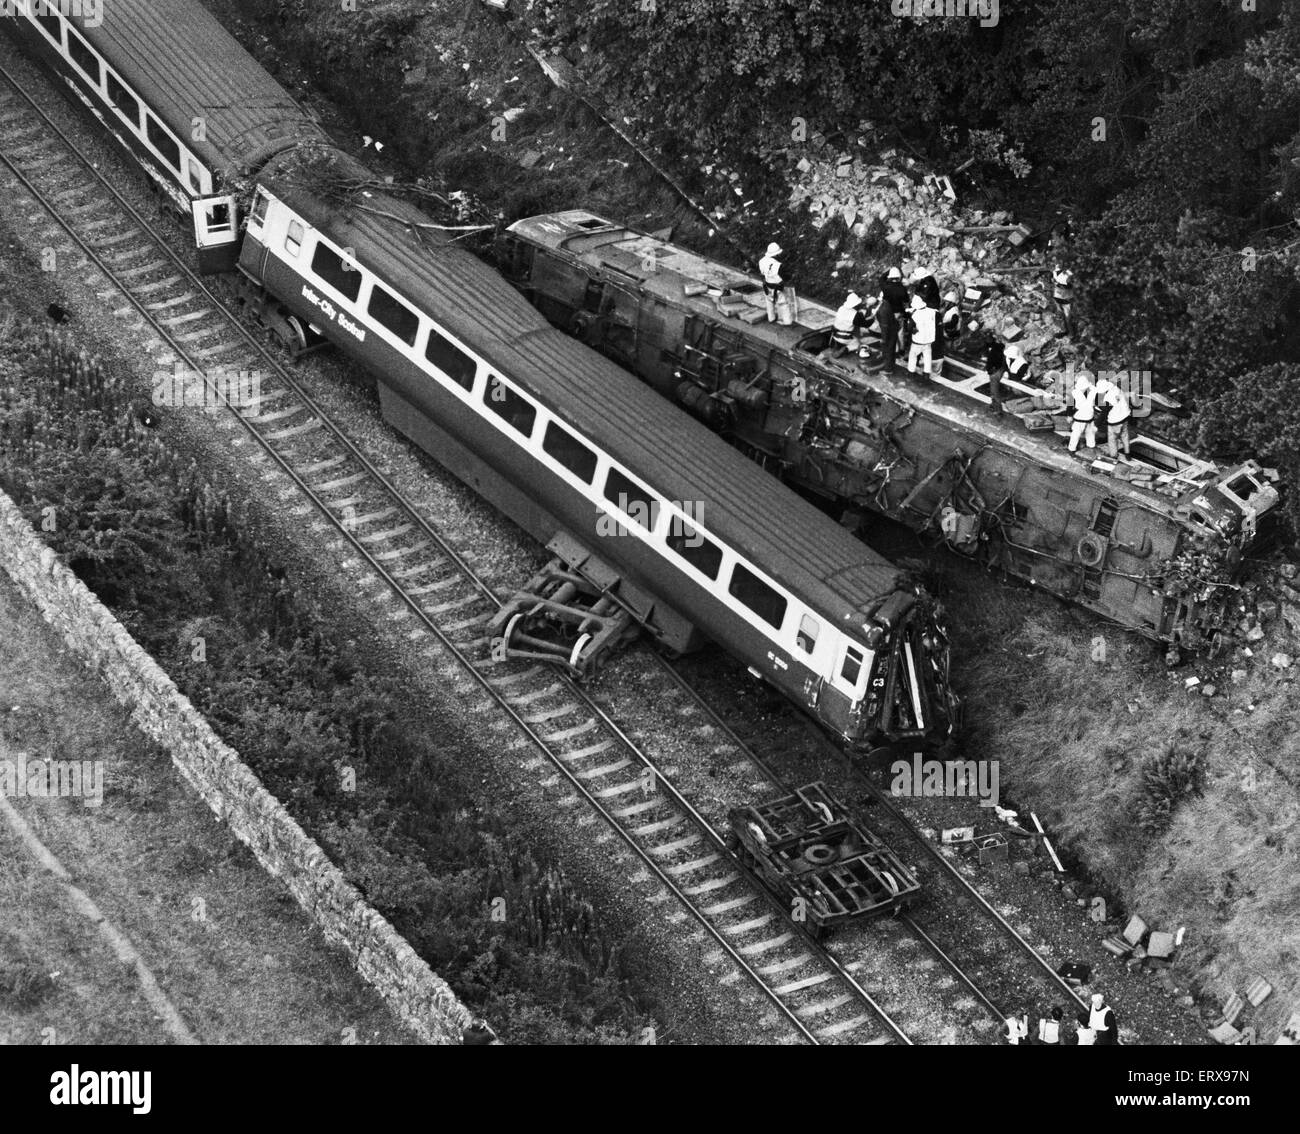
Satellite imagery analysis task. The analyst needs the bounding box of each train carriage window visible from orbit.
[796,614,820,654]
[204,200,232,235]
[33,4,62,45]
[66,29,101,86]
[426,328,476,390]
[250,188,270,227]
[666,520,723,581]
[311,242,361,303]
[542,421,597,482]
[185,158,203,193]
[729,563,788,630]
[368,283,419,346]
[283,219,304,257]
[840,645,865,688]
[603,467,657,531]
[105,73,139,127]
[484,375,537,436]
[145,114,180,171]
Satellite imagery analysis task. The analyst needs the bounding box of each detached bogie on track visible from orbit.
[727,782,919,939]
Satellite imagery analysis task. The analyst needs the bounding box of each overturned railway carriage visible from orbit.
[0,2,960,751]
[4,0,326,272]
[237,152,959,749]
[500,212,1282,655]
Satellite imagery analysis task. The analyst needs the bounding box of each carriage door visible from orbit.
[191,195,239,274]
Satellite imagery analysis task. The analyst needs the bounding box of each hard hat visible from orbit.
[944,291,958,303]
[910,266,931,283]
[765,242,783,256]
[845,291,862,307]
[1005,344,1022,360]
[886,266,902,280]
[910,293,926,309]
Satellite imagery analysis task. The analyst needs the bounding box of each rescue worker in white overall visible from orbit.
[940,291,963,342]
[758,242,794,326]
[830,291,870,358]
[907,293,936,377]
[1095,375,1132,458]
[1005,343,1030,385]
[1067,372,1097,453]
[1053,265,1074,334]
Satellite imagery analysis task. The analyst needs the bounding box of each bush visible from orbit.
[1135,743,1206,835]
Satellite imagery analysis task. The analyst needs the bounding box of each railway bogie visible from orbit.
[728,782,920,938]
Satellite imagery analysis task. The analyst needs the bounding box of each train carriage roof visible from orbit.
[259,149,910,625]
[78,0,324,174]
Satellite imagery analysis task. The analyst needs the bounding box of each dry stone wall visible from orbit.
[0,489,474,1045]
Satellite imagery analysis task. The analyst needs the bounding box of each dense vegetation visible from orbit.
[530,0,1300,520]
[0,325,659,1043]
[245,0,1300,525]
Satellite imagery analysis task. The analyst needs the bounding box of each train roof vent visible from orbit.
[576,218,607,229]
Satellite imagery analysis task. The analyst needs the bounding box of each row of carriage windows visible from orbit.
[20,5,857,687]
[30,6,191,185]
[290,217,809,646]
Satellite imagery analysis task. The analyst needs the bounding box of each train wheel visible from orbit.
[1206,630,1225,660]
[266,311,308,358]
[567,632,592,676]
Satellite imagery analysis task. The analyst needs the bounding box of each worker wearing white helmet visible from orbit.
[940,290,963,339]
[909,265,940,309]
[830,291,871,358]
[1005,343,1030,383]
[1094,374,1133,458]
[757,241,795,325]
[1053,264,1074,334]
[1067,371,1098,453]
[907,293,937,378]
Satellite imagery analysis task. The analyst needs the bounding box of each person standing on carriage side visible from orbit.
[758,241,794,326]
[909,265,941,310]
[875,267,910,371]
[982,338,1007,415]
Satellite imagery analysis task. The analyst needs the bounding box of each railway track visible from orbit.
[0,55,923,1045]
[659,652,1092,1034]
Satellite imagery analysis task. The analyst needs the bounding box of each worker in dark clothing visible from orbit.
[983,339,1007,414]
[931,297,947,378]
[1053,265,1074,335]
[909,266,941,310]
[874,268,910,371]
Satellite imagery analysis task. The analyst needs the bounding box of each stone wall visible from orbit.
[0,489,475,1045]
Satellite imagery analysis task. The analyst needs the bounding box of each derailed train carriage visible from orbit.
[237,148,959,750]
[1,0,960,753]
[498,211,1282,658]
